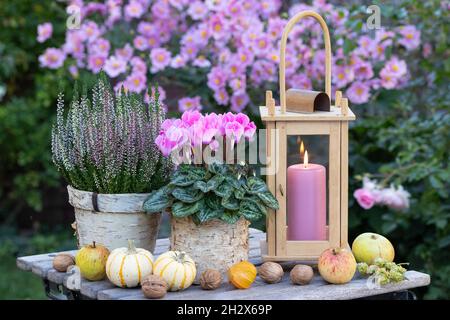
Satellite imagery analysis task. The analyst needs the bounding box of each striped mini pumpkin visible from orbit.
[106,240,154,288]
[153,251,196,291]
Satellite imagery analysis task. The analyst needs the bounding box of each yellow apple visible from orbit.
[75,241,110,281]
[351,232,395,264]
[318,247,356,284]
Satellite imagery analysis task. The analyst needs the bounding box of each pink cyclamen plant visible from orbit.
[155,110,256,162]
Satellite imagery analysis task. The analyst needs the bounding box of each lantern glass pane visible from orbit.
[285,134,329,241]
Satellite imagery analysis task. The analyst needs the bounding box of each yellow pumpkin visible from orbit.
[228,261,257,289]
[153,251,196,291]
[106,240,154,288]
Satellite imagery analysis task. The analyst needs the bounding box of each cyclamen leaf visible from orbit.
[234,188,246,199]
[172,187,203,203]
[239,199,265,221]
[220,211,241,224]
[193,181,208,193]
[205,195,222,210]
[171,174,196,187]
[143,186,172,213]
[221,195,239,210]
[172,201,200,218]
[246,176,269,194]
[207,162,228,175]
[206,175,225,191]
[225,175,240,189]
[257,191,279,210]
[196,205,223,223]
[214,182,233,198]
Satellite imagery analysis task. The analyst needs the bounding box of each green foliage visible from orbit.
[143,163,279,224]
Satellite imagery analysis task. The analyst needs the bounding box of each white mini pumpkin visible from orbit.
[106,240,154,288]
[153,251,196,291]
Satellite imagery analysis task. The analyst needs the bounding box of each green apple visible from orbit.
[351,232,395,264]
[75,241,110,281]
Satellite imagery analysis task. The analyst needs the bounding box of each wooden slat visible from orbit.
[260,106,356,122]
[265,121,277,256]
[328,122,341,248]
[340,121,349,247]
[275,122,287,256]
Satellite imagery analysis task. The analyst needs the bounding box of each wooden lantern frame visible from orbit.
[260,11,356,262]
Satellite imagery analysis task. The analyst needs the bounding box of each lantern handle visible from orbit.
[279,10,332,114]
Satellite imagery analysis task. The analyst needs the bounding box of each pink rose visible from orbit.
[354,188,376,210]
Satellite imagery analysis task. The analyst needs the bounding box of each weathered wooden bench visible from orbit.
[16,228,430,300]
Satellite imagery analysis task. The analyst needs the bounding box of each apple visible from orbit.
[351,232,395,264]
[75,241,110,281]
[318,247,356,284]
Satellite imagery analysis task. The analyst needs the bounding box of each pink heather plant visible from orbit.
[155,110,256,160]
[39,0,421,107]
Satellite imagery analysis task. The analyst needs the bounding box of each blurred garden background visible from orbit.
[0,0,449,299]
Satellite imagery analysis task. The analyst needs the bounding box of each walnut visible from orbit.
[53,254,75,272]
[200,269,222,290]
[258,262,284,284]
[141,274,168,299]
[290,264,314,285]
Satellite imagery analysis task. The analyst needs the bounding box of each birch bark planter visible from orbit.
[67,186,161,252]
[170,215,250,283]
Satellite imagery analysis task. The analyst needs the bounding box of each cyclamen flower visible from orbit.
[39,48,66,69]
[178,96,203,112]
[103,56,127,78]
[150,48,171,73]
[225,121,244,143]
[397,25,421,51]
[37,22,52,43]
[188,1,209,20]
[346,82,370,104]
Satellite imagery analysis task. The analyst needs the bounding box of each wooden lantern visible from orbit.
[260,11,356,262]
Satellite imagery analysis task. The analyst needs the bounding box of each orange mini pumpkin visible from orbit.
[228,261,257,289]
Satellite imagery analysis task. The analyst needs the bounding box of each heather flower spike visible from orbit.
[51,71,172,194]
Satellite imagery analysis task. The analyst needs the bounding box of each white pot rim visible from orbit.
[67,185,152,213]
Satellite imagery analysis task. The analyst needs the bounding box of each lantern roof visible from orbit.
[259,105,356,122]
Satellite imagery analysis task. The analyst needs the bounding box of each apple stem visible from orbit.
[92,241,96,248]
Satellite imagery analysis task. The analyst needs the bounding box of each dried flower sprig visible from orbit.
[52,72,172,194]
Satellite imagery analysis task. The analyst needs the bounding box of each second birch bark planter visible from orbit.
[68,185,161,252]
[170,215,250,283]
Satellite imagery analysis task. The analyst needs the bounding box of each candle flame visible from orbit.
[304,150,308,167]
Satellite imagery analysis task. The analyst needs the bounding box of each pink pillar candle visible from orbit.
[287,163,326,240]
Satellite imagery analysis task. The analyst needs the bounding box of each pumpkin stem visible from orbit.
[178,251,185,263]
[127,239,137,254]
